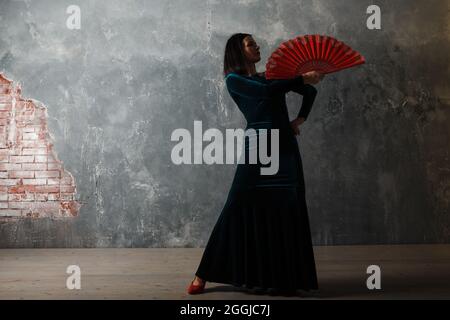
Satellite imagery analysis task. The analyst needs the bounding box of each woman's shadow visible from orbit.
[200,274,449,299]
[202,283,322,298]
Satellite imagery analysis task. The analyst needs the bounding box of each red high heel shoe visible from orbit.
[187,278,206,294]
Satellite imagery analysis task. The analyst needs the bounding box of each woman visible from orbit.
[188,33,323,295]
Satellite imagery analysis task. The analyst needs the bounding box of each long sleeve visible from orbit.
[225,73,304,100]
[292,84,317,120]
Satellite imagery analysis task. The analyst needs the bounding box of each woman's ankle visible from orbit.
[193,276,205,285]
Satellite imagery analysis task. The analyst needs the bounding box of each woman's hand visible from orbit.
[302,71,324,85]
[290,117,305,136]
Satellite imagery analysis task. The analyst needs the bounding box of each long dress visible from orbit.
[195,72,319,291]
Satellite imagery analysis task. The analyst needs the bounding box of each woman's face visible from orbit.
[242,36,261,63]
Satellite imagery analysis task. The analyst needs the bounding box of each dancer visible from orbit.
[188,33,323,295]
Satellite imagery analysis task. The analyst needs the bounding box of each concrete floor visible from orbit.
[0,245,449,300]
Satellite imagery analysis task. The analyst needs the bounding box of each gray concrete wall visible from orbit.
[0,0,448,247]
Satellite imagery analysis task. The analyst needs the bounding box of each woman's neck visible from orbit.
[245,63,257,76]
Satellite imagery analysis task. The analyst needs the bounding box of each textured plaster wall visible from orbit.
[0,0,448,247]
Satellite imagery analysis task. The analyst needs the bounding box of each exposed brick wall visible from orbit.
[0,73,80,219]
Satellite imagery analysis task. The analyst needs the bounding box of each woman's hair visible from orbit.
[223,33,252,77]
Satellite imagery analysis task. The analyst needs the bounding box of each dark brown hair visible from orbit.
[223,33,252,77]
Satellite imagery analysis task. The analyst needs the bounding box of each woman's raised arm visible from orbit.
[225,73,304,100]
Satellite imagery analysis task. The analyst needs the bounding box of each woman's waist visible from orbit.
[245,120,273,129]
[245,120,291,130]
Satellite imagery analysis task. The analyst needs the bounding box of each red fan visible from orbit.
[265,34,365,79]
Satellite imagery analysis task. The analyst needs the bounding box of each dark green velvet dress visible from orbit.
[195,72,319,291]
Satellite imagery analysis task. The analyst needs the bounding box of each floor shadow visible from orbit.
[316,274,450,299]
[200,273,450,299]
[202,284,316,298]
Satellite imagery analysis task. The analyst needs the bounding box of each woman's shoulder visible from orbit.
[225,72,244,79]
[225,71,267,81]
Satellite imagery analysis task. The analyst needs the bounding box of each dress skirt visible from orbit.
[195,127,318,291]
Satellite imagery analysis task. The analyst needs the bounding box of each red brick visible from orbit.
[49,194,62,201]
[23,178,46,185]
[0,163,22,171]
[60,177,73,185]
[47,163,62,170]
[8,193,35,201]
[0,179,20,186]
[8,152,20,158]
[21,163,46,170]
[35,193,63,201]
[35,171,60,178]
[15,101,27,109]
[22,148,47,155]
[28,201,61,212]
[0,111,10,118]
[0,209,22,217]
[10,155,34,163]
[61,194,73,201]
[23,126,36,133]
[60,185,75,193]
[8,185,36,193]
[21,141,46,148]
[22,132,38,140]
[0,104,11,111]
[8,202,30,209]
[33,185,60,193]
[47,178,60,185]
[35,194,50,201]
[34,155,47,162]
[9,171,34,178]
